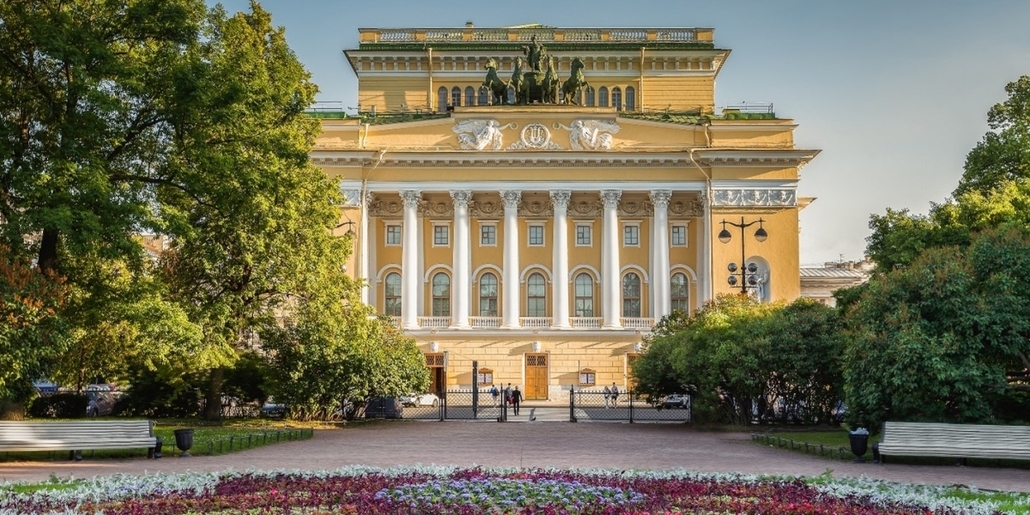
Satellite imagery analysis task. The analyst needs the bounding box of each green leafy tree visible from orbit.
[0,248,70,414]
[955,76,1030,197]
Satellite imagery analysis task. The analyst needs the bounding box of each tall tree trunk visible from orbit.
[37,227,59,273]
[204,367,225,421]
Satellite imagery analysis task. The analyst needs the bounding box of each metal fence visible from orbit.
[397,388,690,423]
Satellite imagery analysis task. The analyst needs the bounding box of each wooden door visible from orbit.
[525,353,549,400]
[426,353,446,393]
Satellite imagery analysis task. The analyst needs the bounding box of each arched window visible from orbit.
[671,273,689,313]
[385,272,402,316]
[574,273,594,317]
[465,86,475,106]
[451,86,462,107]
[478,86,488,105]
[437,87,448,112]
[598,87,609,108]
[625,86,636,111]
[506,85,515,104]
[527,273,546,317]
[584,86,595,107]
[622,272,641,317]
[612,87,622,111]
[432,273,450,317]
[479,273,498,317]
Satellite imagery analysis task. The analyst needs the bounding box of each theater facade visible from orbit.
[312,24,818,399]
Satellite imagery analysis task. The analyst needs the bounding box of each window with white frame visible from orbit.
[579,368,596,386]
[528,224,544,246]
[526,273,546,317]
[622,272,642,317]
[433,225,449,246]
[671,225,687,247]
[432,273,450,316]
[671,273,689,313]
[574,273,594,317]
[575,224,592,246]
[385,224,402,245]
[480,224,497,246]
[479,273,499,316]
[623,225,639,246]
[384,272,402,316]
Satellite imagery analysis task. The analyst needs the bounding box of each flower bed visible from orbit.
[0,466,1019,514]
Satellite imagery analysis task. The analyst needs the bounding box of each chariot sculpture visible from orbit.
[480,36,587,105]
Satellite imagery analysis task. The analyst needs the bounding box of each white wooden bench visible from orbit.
[875,421,1030,464]
[0,420,158,460]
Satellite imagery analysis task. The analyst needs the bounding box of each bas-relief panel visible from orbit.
[451,119,623,151]
[712,189,796,207]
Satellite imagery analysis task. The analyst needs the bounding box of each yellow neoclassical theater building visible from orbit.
[313,24,819,399]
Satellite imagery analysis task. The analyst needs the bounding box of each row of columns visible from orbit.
[378,189,678,331]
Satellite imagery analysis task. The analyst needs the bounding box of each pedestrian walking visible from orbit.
[603,384,611,409]
[511,386,523,416]
[610,382,619,407]
[489,384,499,406]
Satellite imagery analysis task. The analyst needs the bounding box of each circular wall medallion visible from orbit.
[520,123,552,149]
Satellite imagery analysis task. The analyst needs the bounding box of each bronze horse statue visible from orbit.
[542,56,559,104]
[483,58,508,105]
[561,58,588,105]
[508,57,527,105]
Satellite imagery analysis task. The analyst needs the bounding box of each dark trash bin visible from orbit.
[174,429,194,457]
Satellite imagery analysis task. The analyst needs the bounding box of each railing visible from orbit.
[469,316,502,329]
[519,317,552,329]
[360,27,710,45]
[387,316,401,329]
[620,318,655,330]
[570,317,603,329]
[721,102,775,114]
[418,316,451,328]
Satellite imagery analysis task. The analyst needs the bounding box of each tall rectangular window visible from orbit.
[575,224,592,246]
[528,225,544,246]
[433,225,449,246]
[481,225,496,246]
[385,225,402,245]
[671,225,687,246]
[623,225,639,246]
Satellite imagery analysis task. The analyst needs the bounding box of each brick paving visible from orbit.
[2,420,1029,493]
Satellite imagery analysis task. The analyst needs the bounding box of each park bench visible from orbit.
[0,420,158,461]
[874,421,1030,464]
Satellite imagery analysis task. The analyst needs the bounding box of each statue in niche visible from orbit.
[483,58,508,105]
[560,58,588,105]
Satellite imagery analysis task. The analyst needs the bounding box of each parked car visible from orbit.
[365,396,403,419]
[261,400,287,418]
[399,392,439,408]
[662,394,690,409]
[32,380,59,396]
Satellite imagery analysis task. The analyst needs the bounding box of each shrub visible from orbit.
[28,393,88,418]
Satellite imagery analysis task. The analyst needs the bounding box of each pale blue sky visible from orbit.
[211,0,1030,264]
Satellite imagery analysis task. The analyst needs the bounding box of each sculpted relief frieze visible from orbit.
[507,123,563,150]
[712,189,796,208]
[452,120,516,150]
[554,120,620,151]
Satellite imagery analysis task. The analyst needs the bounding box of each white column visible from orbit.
[550,190,571,329]
[650,190,672,319]
[400,190,422,330]
[600,189,622,329]
[360,192,372,305]
[450,190,472,328]
[700,194,712,305]
[500,190,521,329]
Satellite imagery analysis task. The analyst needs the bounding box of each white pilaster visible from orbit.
[650,190,672,319]
[400,190,422,330]
[360,192,372,305]
[450,190,472,328]
[550,190,571,329]
[600,189,622,329]
[701,195,712,306]
[501,190,521,329]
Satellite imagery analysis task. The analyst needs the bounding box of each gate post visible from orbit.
[569,385,577,422]
[439,389,445,421]
[629,389,634,424]
[472,361,479,420]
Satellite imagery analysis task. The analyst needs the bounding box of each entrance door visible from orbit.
[525,353,548,400]
[426,353,446,394]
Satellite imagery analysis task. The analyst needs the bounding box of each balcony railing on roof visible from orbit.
[360,27,710,45]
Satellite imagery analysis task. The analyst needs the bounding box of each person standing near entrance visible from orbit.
[603,384,611,409]
[490,384,499,406]
[610,382,619,407]
[511,386,523,415]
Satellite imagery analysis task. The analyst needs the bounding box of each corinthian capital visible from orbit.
[600,189,622,209]
[449,189,473,207]
[500,190,522,209]
[649,190,673,209]
[549,190,572,210]
[400,190,422,208]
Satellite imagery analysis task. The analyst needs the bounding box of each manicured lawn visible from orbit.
[2,466,1028,514]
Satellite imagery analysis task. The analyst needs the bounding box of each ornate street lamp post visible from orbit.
[717,217,768,294]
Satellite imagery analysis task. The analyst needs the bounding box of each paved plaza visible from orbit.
[2,420,1029,493]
